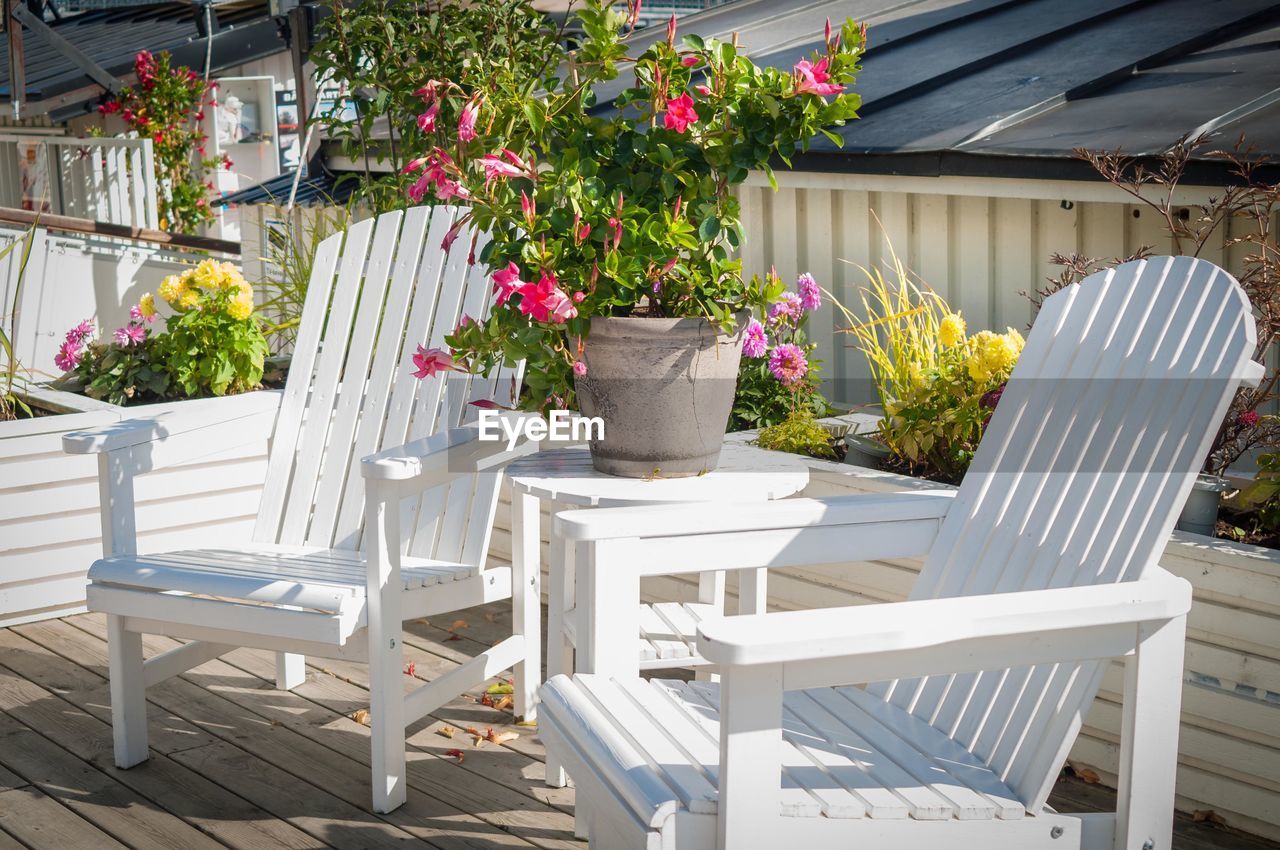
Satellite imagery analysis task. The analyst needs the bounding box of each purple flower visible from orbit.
[768,292,803,325]
[54,340,82,372]
[979,383,1005,410]
[742,318,768,358]
[114,323,146,347]
[768,343,809,386]
[797,273,820,311]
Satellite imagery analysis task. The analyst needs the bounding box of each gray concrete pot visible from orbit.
[1175,473,1233,536]
[575,314,747,478]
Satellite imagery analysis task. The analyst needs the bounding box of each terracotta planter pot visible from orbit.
[574,314,746,478]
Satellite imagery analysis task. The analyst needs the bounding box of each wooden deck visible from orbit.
[0,601,1274,850]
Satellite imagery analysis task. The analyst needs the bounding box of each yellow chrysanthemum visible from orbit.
[138,292,157,320]
[158,274,187,307]
[938,313,966,348]
[190,259,222,290]
[179,288,201,310]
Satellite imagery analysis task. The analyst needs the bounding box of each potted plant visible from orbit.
[407,1,866,476]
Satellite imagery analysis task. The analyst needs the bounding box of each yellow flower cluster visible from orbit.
[138,292,157,320]
[938,312,966,348]
[965,328,1024,384]
[158,259,254,320]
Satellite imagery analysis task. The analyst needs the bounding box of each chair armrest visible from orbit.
[553,490,956,541]
[62,391,282,454]
[361,412,540,484]
[698,568,1192,675]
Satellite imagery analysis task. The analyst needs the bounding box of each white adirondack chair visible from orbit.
[537,256,1264,849]
[63,206,539,814]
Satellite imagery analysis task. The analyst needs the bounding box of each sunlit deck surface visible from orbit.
[0,601,1273,850]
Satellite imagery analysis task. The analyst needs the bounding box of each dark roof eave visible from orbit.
[784,148,1280,188]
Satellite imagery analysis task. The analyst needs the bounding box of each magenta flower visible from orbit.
[742,318,768,358]
[54,340,82,372]
[1239,409,1261,427]
[663,92,698,134]
[768,292,803,324]
[492,262,524,306]
[694,84,712,96]
[797,273,820,311]
[417,101,439,133]
[794,57,844,96]
[681,55,700,67]
[516,272,577,324]
[521,191,535,227]
[573,360,588,377]
[768,343,809,386]
[412,345,460,379]
[66,318,95,345]
[479,152,524,186]
[458,98,480,142]
[114,323,146,347]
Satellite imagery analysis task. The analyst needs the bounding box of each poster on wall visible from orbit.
[276,88,300,172]
[18,142,51,213]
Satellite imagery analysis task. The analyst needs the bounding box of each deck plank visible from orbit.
[50,615,575,850]
[0,710,224,850]
[0,785,128,849]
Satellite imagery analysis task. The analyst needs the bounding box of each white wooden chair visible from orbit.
[537,256,1263,849]
[64,206,539,814]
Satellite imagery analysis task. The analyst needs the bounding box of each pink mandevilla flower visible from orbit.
[663,92,699,134]
[114,324,146,347]
[797,273,821,311]
[492,262,524,306]
[573,361,588,377]
[794,56,844,96]
[516,272,578,324]
[412,346,460,379]
[417,101,439,133]
[457,98,480,142]
[681,55,700,67]
[768,343,809,386]
[742,318,769,358]
[479,153,524,186]
[694,84,712,96]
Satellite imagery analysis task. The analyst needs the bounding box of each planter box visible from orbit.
[0,387,281,627]
[485,425,1280,843]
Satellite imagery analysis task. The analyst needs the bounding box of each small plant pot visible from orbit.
[1176,474,1234,536]
[843,433,891,469]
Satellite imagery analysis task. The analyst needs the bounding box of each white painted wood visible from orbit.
[536,258,1259,850]
[106,613,147,768]
[74,206,534,814]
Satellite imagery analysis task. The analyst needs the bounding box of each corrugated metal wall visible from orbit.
[738,171,1272,406]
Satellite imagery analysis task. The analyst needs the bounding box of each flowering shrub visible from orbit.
[97,51,222,234]
[62,260,267,404]
[839,252,1023,482]
[731,271,833,430]
[408,1,864,408]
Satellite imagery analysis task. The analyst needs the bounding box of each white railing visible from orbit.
[0,134,159,229]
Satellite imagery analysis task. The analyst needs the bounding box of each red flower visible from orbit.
[663,92,698,134]
[1239,409,1261,428]
[516,272,577,324]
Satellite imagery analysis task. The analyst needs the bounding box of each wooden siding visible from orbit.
[738,172,1279,407]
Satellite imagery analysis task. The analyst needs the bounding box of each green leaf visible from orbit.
[698,215,720,242]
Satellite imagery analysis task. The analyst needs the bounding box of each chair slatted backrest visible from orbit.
[252,206,520,565]
[866,257,1257,810]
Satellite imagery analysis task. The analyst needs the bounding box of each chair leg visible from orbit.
[275,652,306,690]
[1115,615,1186,850]
[367,493,407,814]
[512,491,541,723]
[106,614,149,768]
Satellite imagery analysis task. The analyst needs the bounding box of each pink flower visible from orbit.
[66,318,95,344]
[415,80,443,101]
[412,346,460,379]
[455,314,474,332]
[573,360,588,377]
[694,84,712,96]
[797,273,821,311]
[576,223,591,243]
[663,92,698,134]
[768,292,803,324]
[54,340,82,372]
[1239,409,1261,427]
[516,272,577,324]
[768,343,809,386]
[458,97,480,142]
[417,101,439,133]
[521,190,535,227]
[572,291,586,303]
[607,216,623,251]
[794,56,844,96]
[478,152,524,186]
[665,13,677,44]
[114,324,146,347]
[407,149,468,202]
[681,55,700,67]
[492,262,524,306]
[742,319,768,358]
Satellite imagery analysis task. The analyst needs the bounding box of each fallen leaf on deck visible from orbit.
[404,661,416,677]
[515,718,538,727]
[494,695,514,712]
[351,708,370,726]
[1192,810,1227,827]
[450,619,469,631]
[466,726,484,746]
[485,682,514,695]
[446,634,462,642]
[488,730,520,746]
[1076,767,1100,784]
[444,749,465,763]
[480,693,495,707]
[438,726,455,739]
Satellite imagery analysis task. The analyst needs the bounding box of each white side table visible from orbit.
[508,443,808,787]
